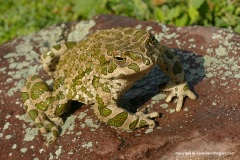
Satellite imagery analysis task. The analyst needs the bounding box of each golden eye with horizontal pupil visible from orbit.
[114,56,126,65]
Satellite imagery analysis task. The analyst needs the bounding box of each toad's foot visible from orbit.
[135,108,159,129]
[163,81,197,112]
[42,115,64,145]
[25,100,64,145]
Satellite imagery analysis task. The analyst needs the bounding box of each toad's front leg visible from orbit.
[21,75,69,144]
[154,45,197,111]
[41,42,77,76]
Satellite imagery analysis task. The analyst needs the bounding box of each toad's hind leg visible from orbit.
[21,75,69,144]
[94,94,159,130]
[41,42,77,76]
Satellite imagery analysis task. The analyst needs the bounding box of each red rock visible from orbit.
[0,14,239,160]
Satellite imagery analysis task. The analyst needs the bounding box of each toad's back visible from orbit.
[53,28,157,103]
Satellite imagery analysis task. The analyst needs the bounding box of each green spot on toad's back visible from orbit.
[124,28,134,35]
[53,44,61,50]
[129,118,139,129]
[36,123,44,128]
[35,96,54,111]
[56,91,65,100]
[52,130,59,137]
[81,86,93,98]
[43,50,55,59]
[92,76,100,89]
[139,120,148,127]
[143,57,150,65]
[127,63,140,72]
[107,112,128,127]
[31,82,49,100]
[128,52,141,61]
[108,61,117,73]
[28,109,38,121]
[101,66,108,75]
[54,104,67,116]
[53,77,65,91]
[35,101,48,111]
[46,123,55,130]
[21,92,29,103]
[101,83,110,93]
[100,107,112,117]
[96,94,112,117]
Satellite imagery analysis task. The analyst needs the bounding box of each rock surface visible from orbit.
[0,14,239,160]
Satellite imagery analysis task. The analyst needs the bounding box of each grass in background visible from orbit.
[0,0,240,44]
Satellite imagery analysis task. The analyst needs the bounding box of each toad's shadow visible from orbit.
[118,49,205,113]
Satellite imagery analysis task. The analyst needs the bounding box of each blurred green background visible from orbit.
[1,0,240,44]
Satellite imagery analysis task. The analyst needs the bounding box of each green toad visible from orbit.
[21,28,196,144]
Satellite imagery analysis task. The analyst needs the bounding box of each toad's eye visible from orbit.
[115,57,125,61]
[115,56,126,62]
[114,56,126,65]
